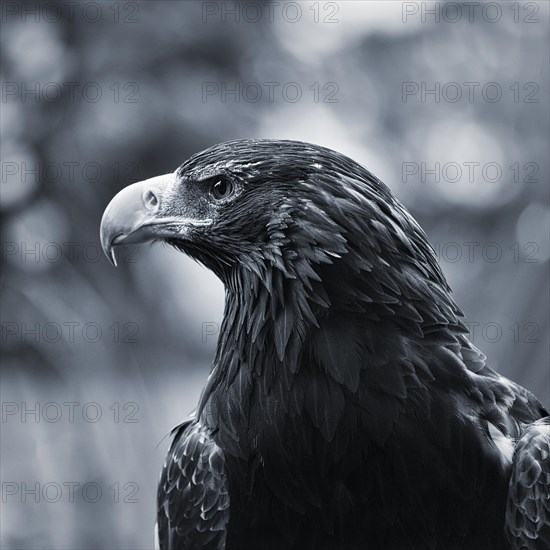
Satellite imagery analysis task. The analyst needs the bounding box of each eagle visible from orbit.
[100,139,549,549]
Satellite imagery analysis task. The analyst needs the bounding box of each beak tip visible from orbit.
[109,246,119,268]
[100,224,119,268]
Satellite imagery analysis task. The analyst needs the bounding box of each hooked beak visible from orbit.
[100,173,210,266]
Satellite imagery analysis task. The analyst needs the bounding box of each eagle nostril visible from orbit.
[143,190,159,211]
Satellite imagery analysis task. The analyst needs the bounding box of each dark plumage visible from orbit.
[100,139,550,549]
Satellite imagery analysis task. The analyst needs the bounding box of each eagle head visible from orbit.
[101,139,447,296]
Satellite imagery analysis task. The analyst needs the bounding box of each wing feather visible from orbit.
[505,417,550,549]
[157,419,229,550]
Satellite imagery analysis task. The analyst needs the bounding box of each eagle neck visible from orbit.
[196,261,323,437]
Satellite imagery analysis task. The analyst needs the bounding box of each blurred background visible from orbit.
[1,1,549,548]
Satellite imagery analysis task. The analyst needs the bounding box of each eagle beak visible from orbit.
[100,174,176,266]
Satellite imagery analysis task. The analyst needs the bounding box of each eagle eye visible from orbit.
[209,176,234,201]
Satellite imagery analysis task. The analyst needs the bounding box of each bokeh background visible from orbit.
[1,1,549,548]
